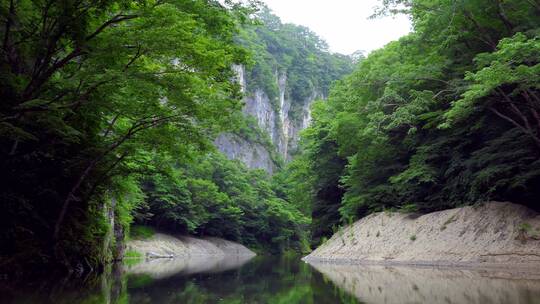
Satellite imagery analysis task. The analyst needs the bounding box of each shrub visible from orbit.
[130,225,155,240]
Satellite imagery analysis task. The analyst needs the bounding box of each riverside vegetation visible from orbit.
[1,0,540,278]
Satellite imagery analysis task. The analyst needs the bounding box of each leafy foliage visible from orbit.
[282,0,540,244]
[0,0,249,272]
[238,6,352,117]
[138,152,310,253]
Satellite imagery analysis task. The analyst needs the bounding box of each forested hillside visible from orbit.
[216,7,352,172]
[138,8,351,254]
[2,0,539,279]
[0,0,251,274]
[281,0,540,246]
[0,0,347,275]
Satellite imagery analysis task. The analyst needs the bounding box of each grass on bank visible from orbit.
[129,225,156,240]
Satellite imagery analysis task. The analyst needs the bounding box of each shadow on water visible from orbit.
[0,264,126,304]
[3,255,540,303]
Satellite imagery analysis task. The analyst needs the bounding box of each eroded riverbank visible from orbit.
[305,202,540,269]
[126,232,256,258]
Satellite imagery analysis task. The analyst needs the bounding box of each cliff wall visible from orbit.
[216,65,320,172]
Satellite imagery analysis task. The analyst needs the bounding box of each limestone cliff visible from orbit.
[216,65,321,173]
[214,8,352,173]
[215,132,278,174]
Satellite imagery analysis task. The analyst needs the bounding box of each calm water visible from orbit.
[3,255,540,304]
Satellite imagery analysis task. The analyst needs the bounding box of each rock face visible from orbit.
[304,202,540,268]
[215,65,320,173]
[103,198,125,263]
[215,133,277,174]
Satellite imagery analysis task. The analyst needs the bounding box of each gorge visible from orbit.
[216,8,353,173]
[1,0,540,303]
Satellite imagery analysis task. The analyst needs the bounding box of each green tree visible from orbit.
[0,0,249,272]
[283,0,540,242]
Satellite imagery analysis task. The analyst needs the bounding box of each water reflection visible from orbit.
[1,265,125,304]
[124,255,360,304]
[6,256,540,304]
[124,254,254,279]
[308,262,540,304]
[2,255,360,304]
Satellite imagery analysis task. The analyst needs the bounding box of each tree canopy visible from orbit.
[2,0,539,274]
[281,0,540,246]
[0,0,249,272]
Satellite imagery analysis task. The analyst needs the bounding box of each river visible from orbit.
[3,255,540,303]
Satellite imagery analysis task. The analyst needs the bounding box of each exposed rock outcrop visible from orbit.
[215,133,277,174]
[304,202,540,268]
[124,233,255,280]
[103,198,125,263]
[216,65,320,173]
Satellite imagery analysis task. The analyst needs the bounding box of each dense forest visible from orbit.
[0,0,249,274]
[0,0,347,274]
[1,0,539,277]
[283,0,540,246]
[133,7,352,253]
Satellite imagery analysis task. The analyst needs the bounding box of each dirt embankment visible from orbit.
[304,202,540,268]
[127,233,256,258]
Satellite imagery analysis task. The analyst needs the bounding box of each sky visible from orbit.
[262,0,412,55]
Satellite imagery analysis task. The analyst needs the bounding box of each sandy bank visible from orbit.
[304,202,540,269]
[127,233,256,258]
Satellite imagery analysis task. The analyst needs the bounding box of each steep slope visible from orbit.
[127,233,256,258]
[304,202,540,268]
[215,8,352,173]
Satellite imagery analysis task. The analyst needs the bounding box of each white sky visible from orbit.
[262,0,412,55]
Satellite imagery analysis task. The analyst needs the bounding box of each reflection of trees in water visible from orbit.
[1,264,127,304]
[4,256,361,304]
[126,255,360,304]
[309,262,540,304]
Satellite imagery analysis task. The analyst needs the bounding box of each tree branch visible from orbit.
[497,88,533,133]
[103,114,120,138]
[85,14,138,42]
[462,10,497,50]
[22,13,138,101]
[53,113,184,240]
[495,0,514,33]
[489,106,540,148]
[124,44,143,71]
